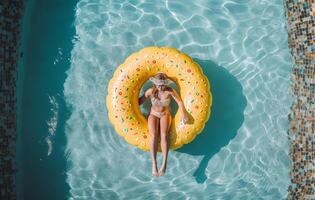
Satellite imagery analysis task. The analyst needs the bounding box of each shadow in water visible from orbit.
[175,59,247,183]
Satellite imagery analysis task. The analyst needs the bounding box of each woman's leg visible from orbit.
[158,113,172,176]
[148,113,159,176]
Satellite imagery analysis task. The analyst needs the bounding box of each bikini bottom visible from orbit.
[149,109,170,119]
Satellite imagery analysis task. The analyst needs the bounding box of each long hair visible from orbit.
[151,73,171,99]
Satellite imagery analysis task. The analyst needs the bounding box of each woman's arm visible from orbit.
[138,88,152,105]
[170,88,189,122]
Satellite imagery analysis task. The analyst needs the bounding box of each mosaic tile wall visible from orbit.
[0,0,24,200]
[284,0,315,199]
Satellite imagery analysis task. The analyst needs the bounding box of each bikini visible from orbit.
[150,96,171,118]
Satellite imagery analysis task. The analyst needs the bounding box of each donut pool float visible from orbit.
[106,46,212,151]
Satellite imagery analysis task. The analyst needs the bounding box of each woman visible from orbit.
[138,72,189,177]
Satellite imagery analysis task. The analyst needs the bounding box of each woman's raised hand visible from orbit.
[181,112,189,124]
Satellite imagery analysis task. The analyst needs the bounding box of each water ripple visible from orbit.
[64,0,292,199]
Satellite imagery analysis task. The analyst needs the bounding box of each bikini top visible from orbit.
[150,95,171,107]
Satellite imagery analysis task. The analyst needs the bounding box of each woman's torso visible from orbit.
[150,89,171,112]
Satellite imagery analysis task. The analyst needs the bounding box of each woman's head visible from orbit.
[154,72,168,80]
[150,72,171,98]
[151,72,168,88]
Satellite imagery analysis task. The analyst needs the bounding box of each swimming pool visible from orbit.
[18,0,292,199]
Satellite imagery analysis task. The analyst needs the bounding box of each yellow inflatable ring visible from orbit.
[106,46,212,151]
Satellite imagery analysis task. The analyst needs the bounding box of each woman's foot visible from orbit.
[158,166,166,176]
[152,165,159,177]
[152,170,159,177]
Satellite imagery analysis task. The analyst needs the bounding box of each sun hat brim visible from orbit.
[149,77,172,86]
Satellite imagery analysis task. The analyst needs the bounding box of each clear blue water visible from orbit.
[18,0,76,199]
[19,0,292,199]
